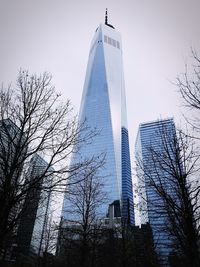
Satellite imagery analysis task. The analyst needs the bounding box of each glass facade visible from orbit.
[121,127,135,224]
[135,118,176,266]
[17,154,53,256]
[62,23,134,224]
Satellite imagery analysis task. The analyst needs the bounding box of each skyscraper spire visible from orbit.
[105,8,108,25]
[104,8,115,29]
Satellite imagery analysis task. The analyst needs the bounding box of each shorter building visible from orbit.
[57,218,157,267]
[0,119,27,261]
[135,118,176,266]
[105,200,121,228]
[16,154,53,259]
[57,195,157,267]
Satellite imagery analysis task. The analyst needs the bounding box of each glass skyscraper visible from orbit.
[17,154,53,256]
[62,14,134,225]
[135,118,176,266]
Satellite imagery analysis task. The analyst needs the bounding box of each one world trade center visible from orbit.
[62,11,135,225]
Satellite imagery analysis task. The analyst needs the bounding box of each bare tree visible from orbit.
[38,215,58,267]
[58,161,106,267]
[136,123,200,267]
[0,70,99,257]
[176,49,200,139]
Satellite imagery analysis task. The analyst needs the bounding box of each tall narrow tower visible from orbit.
[135,118,176,265]
[62,12,134,224]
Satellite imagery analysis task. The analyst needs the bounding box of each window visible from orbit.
[112,39,116,47]
[104,35,120,49]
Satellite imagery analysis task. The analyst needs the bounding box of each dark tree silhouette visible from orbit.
[176,49,200,139]
[57,161,106,267]
[136,124,200,267]
[0,70,100,258]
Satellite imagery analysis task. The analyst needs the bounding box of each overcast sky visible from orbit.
[1,0,200,150]
[1,0,200,148]
[1,0,200,221]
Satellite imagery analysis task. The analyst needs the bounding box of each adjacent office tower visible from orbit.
[135,118,176,266]
[62,12,134,224]
[0,119,27,260]
[17,154,53,257]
